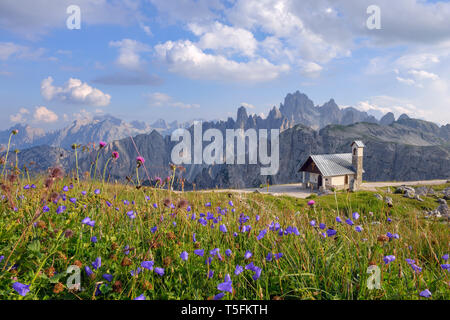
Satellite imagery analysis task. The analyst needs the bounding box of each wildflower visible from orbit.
[217,280,233,293]
[252,267,262,280]
[345,218,354,226]
[150,226,157,233]
[85,266,94,277]
[257,229,267,240]
[134,294,146,300]
[91,236,98,243]
[0,255,4,263]
[194,249,204,257]
[112,151,119,159]
[319,223,326,230]
[141,261,154,271]
[205,202,211,207]
[441,264,450,270]
[419,289,432,298]
[442,254,449,261]
[309,220,316,227]
[208,270,214,279]
[180,251,188,261]
[336,216,342,223]
[387,217,392,222]
[352,212,360,220]
[235,265,244,275]
[62,186,69,192]
[56,205,66,214]
[266,253,272,262]
[355,226,363,232]
[94,189,100,195]
[307,200,315,206]
[233,232,238,237]
[383,255,396,265]
[92,257,101,270]
[99,141,106,148]
[81,217,95,227]
[81,191,86,196]
[136,156,145,166]
[12,282,30,296]
[69,197,77,204]
[43,205,50,213]
[214,293,225,300]
[127,211,136,219]
[154,267,164,276]
[225,249,232,257]
[244,250,252,260]
[219,224,227,233]
[274,253,283,260]
[193,233,196,243]
[103,274,113,282]
[24,184,30,190]
[326,229,337,237]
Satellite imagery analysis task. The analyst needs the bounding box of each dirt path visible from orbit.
[360,179,448,191]
[200,179,448,198]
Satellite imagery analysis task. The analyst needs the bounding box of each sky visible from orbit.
[0,0,450,131]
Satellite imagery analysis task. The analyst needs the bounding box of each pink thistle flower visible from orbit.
[136,156,145,165]
[99,141,106,148]
[307,200,315,206]
[112,151,119,159]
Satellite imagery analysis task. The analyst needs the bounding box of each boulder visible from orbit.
[437,199,449,216]
[415,186,434,196]
[385,196,393,207]
[403,189,416,199]
[443,187,450,200]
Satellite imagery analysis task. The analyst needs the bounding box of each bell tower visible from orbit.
[351,141,364,191]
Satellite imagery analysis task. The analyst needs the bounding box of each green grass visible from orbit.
[0,173,448,300]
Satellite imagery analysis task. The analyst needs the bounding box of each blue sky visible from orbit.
[1,0,449,131]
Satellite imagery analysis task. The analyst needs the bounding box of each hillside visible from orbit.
[0,172,448,300]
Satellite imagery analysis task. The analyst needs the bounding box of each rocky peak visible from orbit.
[380,112,395,126]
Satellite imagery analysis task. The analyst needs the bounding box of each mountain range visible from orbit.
[3,91,449,189]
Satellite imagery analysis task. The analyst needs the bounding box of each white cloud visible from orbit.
[189,21,258,58]
[396,76,418,87]
[0,0,142,38]
[240,102,256,109]
[147,92,200,109]
[109,39,151,70]
[394,53,440,70]
[41,77,111,107]
[33,106,58,123]
[154,40,289,82]
[10,108,30,123]
[299,61,323,78]
[408,69,439,81]
[0,42,45,60]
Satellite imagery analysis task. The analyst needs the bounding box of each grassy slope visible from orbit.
[0,177,448,300]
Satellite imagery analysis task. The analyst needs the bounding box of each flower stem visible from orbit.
[1,133,13,178]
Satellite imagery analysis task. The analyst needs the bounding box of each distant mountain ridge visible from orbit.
[2,90,448,150]
[3,90,449,189]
